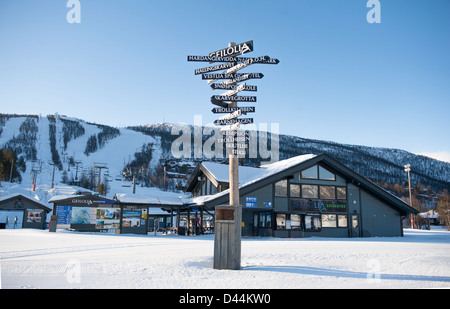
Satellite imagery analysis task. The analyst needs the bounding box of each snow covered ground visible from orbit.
[1,228,449,289]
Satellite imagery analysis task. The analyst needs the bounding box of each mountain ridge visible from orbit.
[1,113,449,196]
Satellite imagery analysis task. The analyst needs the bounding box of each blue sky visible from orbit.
[0,0,449,162]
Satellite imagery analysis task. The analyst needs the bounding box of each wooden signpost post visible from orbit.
[187,41,278,270]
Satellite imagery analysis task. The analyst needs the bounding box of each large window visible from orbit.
[305,215,321,230]
[337,187,347,200]
[300,165,336,181]
[319,166,335,181]
[322,214,348,228]
[322,214,337,227]
[338,215,348,227]
[320,186,336,199]
[302,184,318,199]
[290,184,300,197]
[290,214,301,229]
[275,180,288,197]
[259,212,272,228]
[276,214,286,229]
[301,166,318,179]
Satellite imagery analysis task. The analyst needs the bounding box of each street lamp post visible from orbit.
[404,164,413,229]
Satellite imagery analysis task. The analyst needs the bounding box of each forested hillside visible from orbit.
[1,114,449,196]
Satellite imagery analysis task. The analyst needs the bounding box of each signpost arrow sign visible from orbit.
[194,62,236,75]
[187,55,271,63]
[202,73,264,80]
[209,40,254,60]
[214,118,254,126]
[210,83,257,92]
[212,106,255,114]
[211,95,257,103]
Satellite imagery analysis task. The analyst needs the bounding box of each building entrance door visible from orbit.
[253,213,259,236]
[252,211,272,237]
[351,214,360,237]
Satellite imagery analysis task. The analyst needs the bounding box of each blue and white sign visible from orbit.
[56,206,72,225]
[245,196,257,208]
[264,201,272,208]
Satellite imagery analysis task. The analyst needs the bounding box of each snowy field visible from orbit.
[0,228,449,289]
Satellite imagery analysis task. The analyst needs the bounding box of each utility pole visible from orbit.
[49,162,57,189]
[73,161,82,182]
[9,157,14,182]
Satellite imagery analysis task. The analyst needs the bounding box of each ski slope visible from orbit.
[0,114,162,204]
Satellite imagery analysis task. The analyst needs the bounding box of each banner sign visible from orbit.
[291,200,347,213]
[245,196,257,208]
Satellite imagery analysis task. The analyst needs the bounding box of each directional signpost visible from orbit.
[187,41,279,270]
[211,106,255,114]
[210,83,257,91]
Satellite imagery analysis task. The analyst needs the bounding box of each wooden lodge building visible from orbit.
[185,154,418,238]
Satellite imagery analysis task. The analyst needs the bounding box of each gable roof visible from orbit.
[184,154,316,192]
[0,193,51,212]
[187,154,418,216]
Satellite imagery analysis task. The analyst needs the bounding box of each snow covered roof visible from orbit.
[0,193,51,211]
[192,154,317,205]
[48,186,190,208]
[115,187,190,206]
[195,154,316,188]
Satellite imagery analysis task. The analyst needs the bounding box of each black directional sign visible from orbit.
[194,62,236,75]
[214,118,254,126]
[210,83,257,91]
[188,40,279,159]
[202,73,264,80]
[211,106,255,114]
[250,57,280,65]
[211,95,257,102]
[187,55,273,64]
[211,96,253,107]
[209,40,254,59]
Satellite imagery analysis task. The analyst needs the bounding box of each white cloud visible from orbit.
[417,151,450,163]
